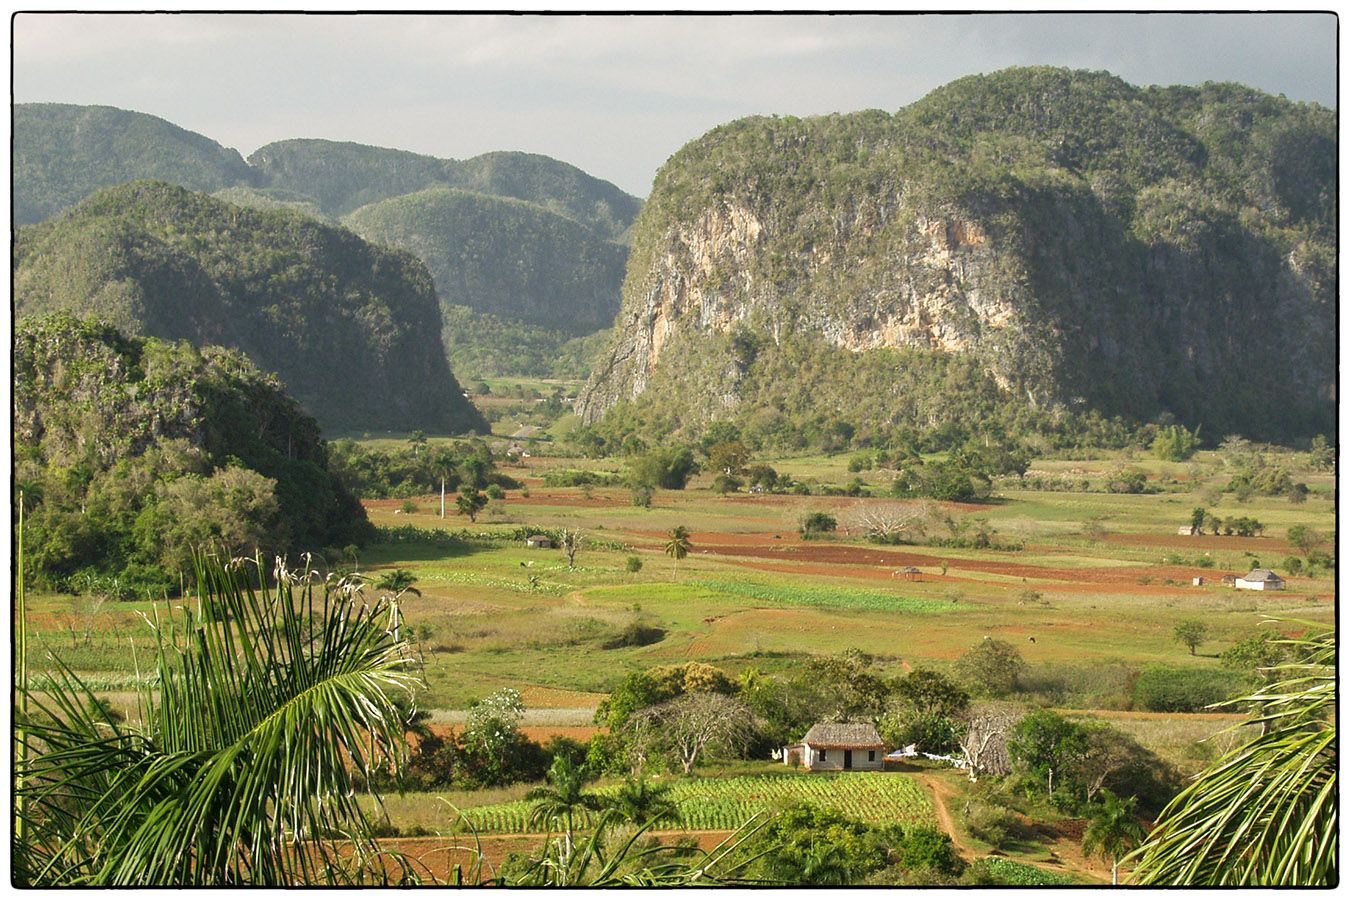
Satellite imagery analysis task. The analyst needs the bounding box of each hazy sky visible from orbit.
[12,12,1338,197]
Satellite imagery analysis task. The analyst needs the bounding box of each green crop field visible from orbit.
[437,772,934,835]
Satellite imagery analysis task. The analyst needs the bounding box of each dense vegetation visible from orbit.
[345,187,626,333]
[13,315,372,596]
[248,139,641,240]
[13,181,485,434]
[14,103,257,224]
[582,67,1335,448]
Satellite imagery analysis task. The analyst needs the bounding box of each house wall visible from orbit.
[1235,579,1282,591]
[804,744,884,771]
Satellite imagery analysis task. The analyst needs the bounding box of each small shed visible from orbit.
[1178,525,1200,536]
[1192,576,1205,587]
[526,535,554,549]
[1235,568,1285,591]
[899,566,922,582]
[786,723,885,772]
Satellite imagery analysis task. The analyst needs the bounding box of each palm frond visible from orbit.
[17,552,421,886]
[1125,626,1336,886]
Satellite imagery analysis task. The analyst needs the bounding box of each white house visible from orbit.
[783,723,885,772]
[1235,568,1285,591]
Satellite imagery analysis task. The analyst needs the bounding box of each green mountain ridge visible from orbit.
[343,186,626,334]
[14,181,487,435]
[578,67,1335,447]
[15,103,258,225]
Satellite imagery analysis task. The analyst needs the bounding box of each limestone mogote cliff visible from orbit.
[579,68,1335,444]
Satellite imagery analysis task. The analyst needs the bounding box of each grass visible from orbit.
[696,578,975,613]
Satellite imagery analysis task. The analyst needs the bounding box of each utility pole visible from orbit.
[440,477,446,519]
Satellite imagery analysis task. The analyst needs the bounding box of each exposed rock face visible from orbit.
[580,69,1335,441]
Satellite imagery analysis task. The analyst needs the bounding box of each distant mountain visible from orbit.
[343,187,627,334]
[14,103,257,224]
[14,181,487,435]
[580,68,1335,445]
[248,139,641,242]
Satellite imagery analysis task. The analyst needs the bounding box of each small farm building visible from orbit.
[1235,569,1285,591]
[1177,525,1200,536]
[526,535,554,549]
[784,723,885,772]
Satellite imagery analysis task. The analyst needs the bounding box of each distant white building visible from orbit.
[1235,568,1285,591]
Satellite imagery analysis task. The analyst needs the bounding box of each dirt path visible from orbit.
[912,772,977,856]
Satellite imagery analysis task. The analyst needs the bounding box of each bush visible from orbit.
[963,800,1020,850]
[625,556,643,573]
[799,511,838,536]
[895,826,964,876]
[399,500,418,514]
[1133,666,1244,712]
[485,484,505,500]
[712,473,743,494]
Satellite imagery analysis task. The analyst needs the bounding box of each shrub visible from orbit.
[1133,666,1244,712]
[963,800,1020,850]
[895,826,965,876]
[485,484,505,500]
[712,474,743,495]
[799,511,838,536]
[625,556,643,573]
[399,500,419,514]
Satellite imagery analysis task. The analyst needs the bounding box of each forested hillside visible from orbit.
[14,181,487,435]
[579,67,1335,449]
[14,103,258,225]
[345,187,626,332]
[247,139,641,241]
[13,315,372,596]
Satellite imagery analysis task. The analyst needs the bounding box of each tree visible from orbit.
[375,568,421,597]
[456,484,488,522]
[954,638,1026,697]
[896,668,970,719]
[799,511,837,536]
[408,430,428,456]
[1126,628,1335,886]
[1286,525,1323,555]
[561,528,584,568]
[462,688,528,786]
[525,755,606,874]
[14,553,418,886]
[1307,434,1333,472]
[606,774,681,827]
[705,441,750,477]
[1152,424,1201,461]
[1173,620,1208,656]
[1190,507,1207,534]
[1083,790,1146,885]
[957,703,1019,782]
[665,526,692,576]
[630,447,698,490]
[139,466,284,576]
[1009,710,1088,796]
[843,501,929,542]
[632,692,753,775]
[712,473,743,495]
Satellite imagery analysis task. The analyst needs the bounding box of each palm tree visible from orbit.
[525,755,607,877]
[607,775,681,828]
[1082,790,1146,885]
[664,526,692,576]
[1125,626,1335,886]
[375,568,422,597]
[14,552,421,886]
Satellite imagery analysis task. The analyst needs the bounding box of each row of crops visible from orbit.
[450,772,934,834]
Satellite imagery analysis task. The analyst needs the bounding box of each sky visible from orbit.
[11,11,1339,197]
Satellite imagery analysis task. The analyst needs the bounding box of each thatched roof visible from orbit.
[802,722,884,749]
[1242,568,1283,582]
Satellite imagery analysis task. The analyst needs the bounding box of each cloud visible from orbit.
[12,12,1337,196]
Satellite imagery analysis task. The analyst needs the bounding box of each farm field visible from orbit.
[21,442,1336,883]
[369,771,934,836]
